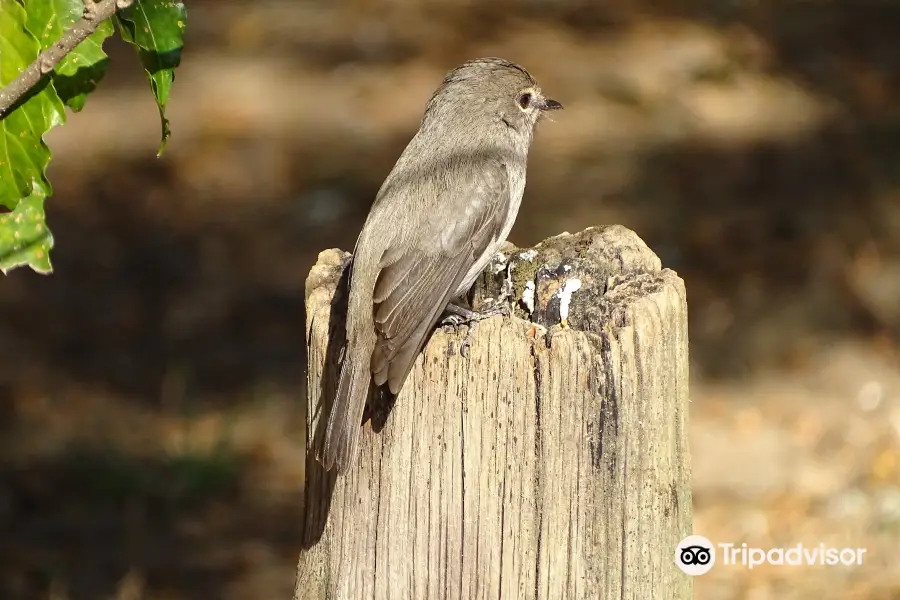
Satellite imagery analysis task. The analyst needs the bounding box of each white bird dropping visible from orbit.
[521,280,536,314]
[491,251,508,274]
[557,278,582,328]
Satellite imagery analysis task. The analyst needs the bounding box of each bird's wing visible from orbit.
[370,157,512,393]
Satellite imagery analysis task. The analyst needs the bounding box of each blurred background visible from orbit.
[2,0,900,598]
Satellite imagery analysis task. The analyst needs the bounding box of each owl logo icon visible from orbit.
[675,535,716,575]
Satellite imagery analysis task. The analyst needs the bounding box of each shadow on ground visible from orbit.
[0,445,303,600]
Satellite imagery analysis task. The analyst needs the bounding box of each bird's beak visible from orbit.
[539,97,563,111]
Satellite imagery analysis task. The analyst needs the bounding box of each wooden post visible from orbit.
[294,225,693,600]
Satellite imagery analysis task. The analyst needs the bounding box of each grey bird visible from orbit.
[322,57,562,473]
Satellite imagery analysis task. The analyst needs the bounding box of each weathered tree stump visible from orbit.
[294,225,692,600]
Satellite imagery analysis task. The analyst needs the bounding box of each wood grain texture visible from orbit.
[295,225,693,600]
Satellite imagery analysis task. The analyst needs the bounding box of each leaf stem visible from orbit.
[0,0,134,120]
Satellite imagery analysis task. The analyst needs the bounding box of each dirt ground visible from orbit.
[2,1,900,598]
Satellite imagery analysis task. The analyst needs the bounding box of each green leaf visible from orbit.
[55,20,113,111]
[116,0,186,156]
[24,0,115,112]
[0,0,66,211]
[0,187,54,274]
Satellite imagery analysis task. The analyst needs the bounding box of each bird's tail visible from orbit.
[322,338,374,474]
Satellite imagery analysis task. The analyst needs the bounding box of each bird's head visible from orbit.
[424,57,563,138]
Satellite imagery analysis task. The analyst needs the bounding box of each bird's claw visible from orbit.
[440,300,510,356]
[440,313,466,328]
[459,324,478,357]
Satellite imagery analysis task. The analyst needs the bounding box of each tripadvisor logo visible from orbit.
[674,535,868,575]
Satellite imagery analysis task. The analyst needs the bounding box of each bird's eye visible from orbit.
[518,92,532,110]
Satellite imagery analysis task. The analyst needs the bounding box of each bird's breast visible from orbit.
[454,172,525,296]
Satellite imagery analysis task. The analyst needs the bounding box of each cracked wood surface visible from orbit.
[294,225,693,600]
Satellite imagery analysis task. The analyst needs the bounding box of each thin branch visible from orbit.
[0,0,134,119]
